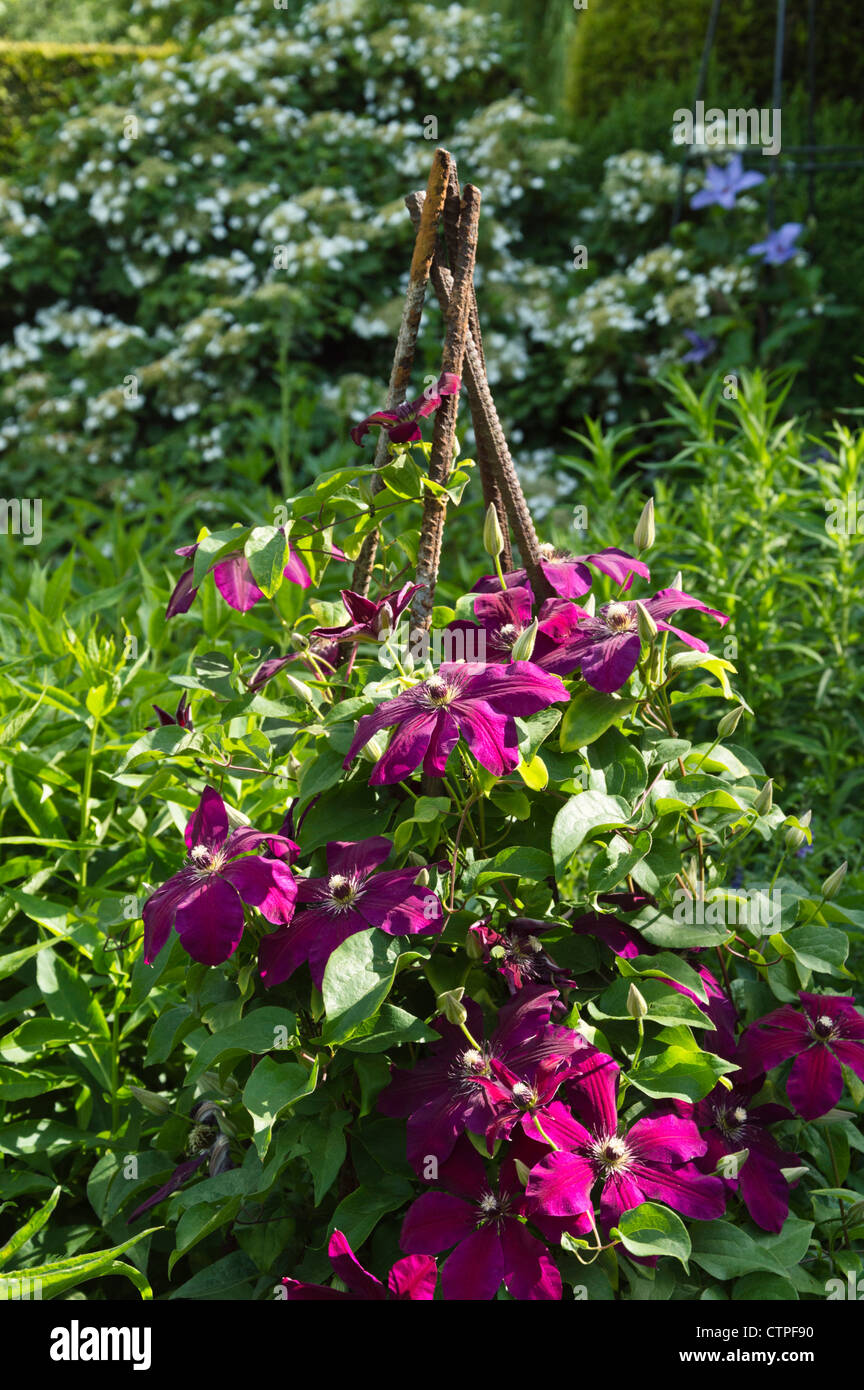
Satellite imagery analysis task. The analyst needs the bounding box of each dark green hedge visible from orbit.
[565,0,864,116]
[0,41,176,169]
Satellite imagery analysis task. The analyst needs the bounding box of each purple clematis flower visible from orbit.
[681,329,717,364]
[690,154,765,210]
[469,916,577,998]
[474,546,649,602]
[540,587,728,693]
[343,661,569,785]
[351,373,461,447]
[142,786,298,967]
[748,222,803,266]
[379,985,587,1169]
[281,1230,436,1301]
[526,1102,726,1228]
[400,1139,562,1301]
[447,587,585,669]
[309,583,420,644]
[672,1082,799,1233]
[525,1051,725,1226]
[150,693,193,729]
[166,533,347,619]
[739,992,864,1121]
[258,837,443,990]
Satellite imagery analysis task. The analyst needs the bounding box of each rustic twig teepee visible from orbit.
[349,148,553,636]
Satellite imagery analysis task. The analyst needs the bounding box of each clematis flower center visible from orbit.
[452,1046,493,1092]
[511,1081,537,1109]
[496,623,520,648]
[188,844,228,876]
[590,1133,632,1173]
[602,602,636,634]
[716,1104,748,1138]
[423,675,456,707]
[812,1014,837,1040]
[475,1189,512,1229]
[325,873,363,912]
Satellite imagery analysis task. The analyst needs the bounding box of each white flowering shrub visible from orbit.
[0,0,833,488]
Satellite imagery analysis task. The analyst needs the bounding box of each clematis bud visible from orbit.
[822,861,847,901]
[465,928,485,961]
[359,732,387,763]
[717,704,744,737]
[753,778,773,815]
[627,983,648,1020]
[671,571,683,591]
[633,498,655,552]
[483,503,505,559]
[128,1086,171,1116]
[437,987,467,1026]
[785,809,811,851]
[635,601,657,643]
[511,619,538,661]
[716,1148,749,1180]
[581,592,596,617]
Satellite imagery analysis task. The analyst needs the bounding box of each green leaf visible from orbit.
[559,688,638,750]
[186,1006,298,1083]
[242,1056,318,1157]
[619,952,709,1002]
[169,1251,257,1300]
[732,1272,798,1300]
[11,1228,158,1299]
[245,526,288,598]
[690,1219,806,1281]
[614,1202,690,1268]
[36,950,110,1039]
[301,1110,351,1204]
[551,791,630,876]
[328,1177,414,1250]
[586,831,652,894]
[321,930,403,1044]
[629,1041,737,1102]
[0,1185,60,1269]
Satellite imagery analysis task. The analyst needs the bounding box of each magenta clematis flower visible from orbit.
[690,154,765,210]
[400,1139,561,1301]
[142,786,298,967]
[309,583,420,644]
[343,661,568,785]
[379,986,586,1169]
[540,586,728,693]
[166,533,347,619]
[447,587,584,669]
[672,1083,798,1233]
[281,1230,436,1301]
[258,837,443,990]
[469,916,577,998]
[525,1054,725,1227]
[739,992,864,1121]
[474,546,649,601]
[150,693,193,729]
[351,373,461,447]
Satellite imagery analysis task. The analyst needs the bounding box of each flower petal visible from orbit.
[174,876,245,966]
[400,1192,476,1256]
[787,1043,843,1120]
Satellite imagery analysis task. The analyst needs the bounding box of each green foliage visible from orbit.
[565,0,864,117]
